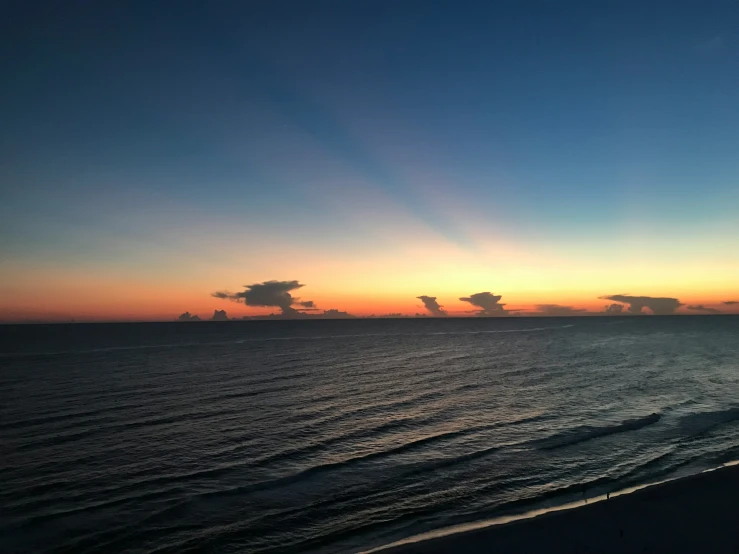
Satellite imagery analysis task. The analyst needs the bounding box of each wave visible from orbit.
[7,401,275,451]
[537,413,661,451]
[252,413,550,469]
[361,474,620,554]
[678,406,739,438]
[365,456,739,554]
[192,444,511,507]
[229,416,558,500]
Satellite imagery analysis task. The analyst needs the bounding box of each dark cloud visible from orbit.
[417,295,447,316]
[723,301,738,305]
[177,311,201,321]
[212,280,310,316]
[367,313,425,318]
[240,309,355,320]
[599,294,683,315]
[686,305,722,314]
[459,292,508,316]
[211,279,359,318]
[535,304,587,316]
[318,309,355,319]
[211,309,229,321]
[604,303,624,314]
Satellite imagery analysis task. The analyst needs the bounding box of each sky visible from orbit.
[1,1,738,322]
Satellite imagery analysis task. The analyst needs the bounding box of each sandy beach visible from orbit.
[376,464,739,554]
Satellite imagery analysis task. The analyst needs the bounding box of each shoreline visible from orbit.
[367,461,739,554]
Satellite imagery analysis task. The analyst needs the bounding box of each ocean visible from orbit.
[1,316,738,553]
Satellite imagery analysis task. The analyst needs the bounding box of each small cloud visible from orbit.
[211,309,229,321]
[298,300,316,309]
[599,294,683,315]
[535,304,587,316]
[459,292,509,316]
[317,309,355,319]
[604,303,624,314]
[723,301,738,305]
[177,311,201,321]
[686,305,722,314]
[416,295,447,316]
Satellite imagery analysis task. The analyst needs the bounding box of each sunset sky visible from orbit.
[1,2,738,322]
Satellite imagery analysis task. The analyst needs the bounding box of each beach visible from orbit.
[378,463,739,554]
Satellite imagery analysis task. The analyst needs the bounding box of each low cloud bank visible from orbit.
[535,304,587,316]
[686,305,722,314]
[599,294,683,315]
[177,311,201,321]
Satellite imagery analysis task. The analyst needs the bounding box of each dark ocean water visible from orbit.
[1,316,739,553]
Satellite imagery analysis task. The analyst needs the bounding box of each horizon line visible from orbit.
[2,313,738,325]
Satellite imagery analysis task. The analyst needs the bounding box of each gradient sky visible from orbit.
[1,1,738,321]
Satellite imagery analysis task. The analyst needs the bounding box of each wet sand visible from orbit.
[378,464,739,554]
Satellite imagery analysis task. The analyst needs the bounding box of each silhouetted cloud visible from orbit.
[177,311,201,321]
[240,308,355,320]
[686,305,722,314]
[211,279,359,319]
[459,292,508,316]
[599,294,683,315]
[211,309,229,321]
[604,303,624,314]
[318,309,355,319]
[417,295,447,316]
[212,280,312,316]
[723,301,738,305]
[535,304,587,316]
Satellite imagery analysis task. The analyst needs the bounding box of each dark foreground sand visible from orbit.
[377,464,739,554]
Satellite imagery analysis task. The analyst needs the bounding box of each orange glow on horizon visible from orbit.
[1,249,737,322]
